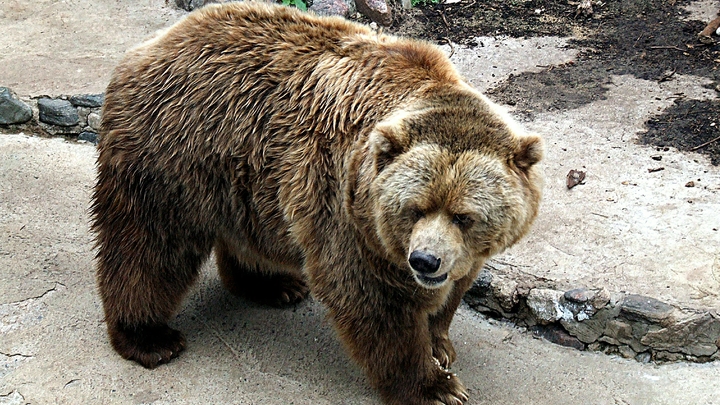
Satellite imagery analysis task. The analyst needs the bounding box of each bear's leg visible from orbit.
[325,297,468,404]
[428,272,478,369]
[96,222,213,369]
[215,239,309,307]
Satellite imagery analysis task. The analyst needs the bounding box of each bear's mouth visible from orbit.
[416,272,449,287]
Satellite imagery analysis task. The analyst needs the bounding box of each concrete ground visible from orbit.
[1,0,719,404]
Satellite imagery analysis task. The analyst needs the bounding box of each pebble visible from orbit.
[564,288,590,304]
[87,112,102,131]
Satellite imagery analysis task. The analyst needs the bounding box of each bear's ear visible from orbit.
[370,124,407,173]
[514,134,543,170]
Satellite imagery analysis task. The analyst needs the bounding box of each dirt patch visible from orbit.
[640,98,720,164]
[486,62,612,120]
[382,0,720,165]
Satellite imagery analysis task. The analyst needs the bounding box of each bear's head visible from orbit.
[349,85,543,289]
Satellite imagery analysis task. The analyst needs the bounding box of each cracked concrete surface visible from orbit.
[1,0,719,404]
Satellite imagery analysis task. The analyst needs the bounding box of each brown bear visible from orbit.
[90,2,543,404]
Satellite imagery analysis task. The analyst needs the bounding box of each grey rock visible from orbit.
[493,276,519,313]
[603,319,649,353]
[310,0,355,17]
[355,0,392,26]
[69,93,104,108]
[0,87,33,124]
[635,352,652,363]
[38,98,79,127]
[87,112,101,131]
[604,319,634,343]
[561,305,621,344]
[527,288,568,324]
[598,336,620,346]
[617,345,636,359]
[641,314,720,357]
[175,0,212,11]
[464,272,517,317]
[590,287,611,309]
[621,294,675,324]
[78,131,99,144]
[474,268,493,290]
[77,106,91,127]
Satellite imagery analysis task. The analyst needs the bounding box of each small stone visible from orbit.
[527,288,567,324]
[0,87,33,124]
[355,0,392,26]
[69,93,104,108]
[620,294,674,324]
[310,0,355,17]
[531,324,585,350]
[650,155,662,161]
[590,288,611,309]
[78,131,99,144]
[617,345,636,359]
[564,288,590,303]
[87,112,102,131]
[635,352,652,363]
[38,98,79,127]
[685,181,695,188]
[566,169,586,189]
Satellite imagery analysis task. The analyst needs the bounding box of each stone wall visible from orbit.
[465,262,720,364]
[0,87,101,144]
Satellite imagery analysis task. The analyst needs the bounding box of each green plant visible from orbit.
[411,0,439,7]
[281,0,307,11]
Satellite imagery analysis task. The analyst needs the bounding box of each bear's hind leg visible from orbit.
[215,239,309,307]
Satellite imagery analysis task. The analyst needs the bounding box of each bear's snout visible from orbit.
[408,250,441,274]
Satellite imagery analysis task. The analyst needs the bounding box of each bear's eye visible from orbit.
[452,214,474,229]
[409,207,425,221]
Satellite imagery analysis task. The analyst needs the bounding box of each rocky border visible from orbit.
[464,261,720,364]
[173,0,392,26]
[0,87,101,144]
[3,86,718,365]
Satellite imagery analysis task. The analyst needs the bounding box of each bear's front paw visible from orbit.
[108,322,186,369]
[432,334,457,369]
[424,367,469,405]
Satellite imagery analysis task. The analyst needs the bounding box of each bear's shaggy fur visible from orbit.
[91,2,543,404]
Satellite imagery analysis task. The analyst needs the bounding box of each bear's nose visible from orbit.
[408,251,441,274]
